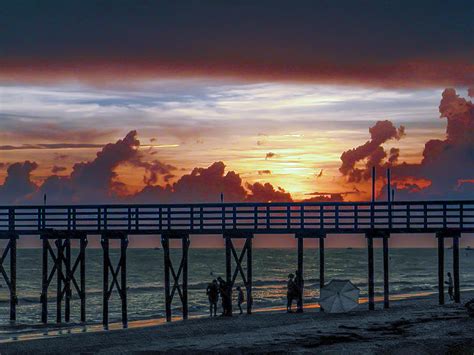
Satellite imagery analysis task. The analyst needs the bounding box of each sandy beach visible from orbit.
[0,291,473,354]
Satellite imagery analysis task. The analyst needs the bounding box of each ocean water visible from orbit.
[0,248,473,326]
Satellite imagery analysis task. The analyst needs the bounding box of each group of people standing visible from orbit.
[206,271,304,317]
[206,277,246,317]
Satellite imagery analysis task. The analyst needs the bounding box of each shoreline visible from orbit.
[0,289,469,345]
[0,290,473,353]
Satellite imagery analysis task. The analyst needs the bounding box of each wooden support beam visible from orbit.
[161,236,172,322]
[101,232,128,328]
[246,237,253,315]
[367,235,375,310]
[38,231,87,325]
[64,238,71,322]
[0,233,18,322]
[383,236,390,309]
[101,235,109,328]
[225,237,232,284]
[453,235,460,303]
[80,236,87,323]
[296,236,304,313]
[224,232,253,316]
[437,235,445,305]
[182,235,189,320]
[56,238,63,323]
[161,234,190,322]
[319,236,325,291]
[9,235,17,322]
[41,237,48,324]
[121,236,128,327]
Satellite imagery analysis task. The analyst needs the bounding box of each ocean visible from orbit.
[0,248,473,327]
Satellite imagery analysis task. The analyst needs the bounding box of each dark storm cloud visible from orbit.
[1,1,473,86]
[0,161,38,203]
[339,120,405,182]
[339,88,474,199]
[0,133,293,204]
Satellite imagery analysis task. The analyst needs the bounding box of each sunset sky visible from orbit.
[0,1,473,211]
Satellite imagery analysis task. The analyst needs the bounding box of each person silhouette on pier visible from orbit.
[206,279,219,317]
[236,286,245,315]
[294,270,304,313]
[445,272,454,301]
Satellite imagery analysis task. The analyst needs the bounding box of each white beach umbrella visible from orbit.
[319,280,360,313]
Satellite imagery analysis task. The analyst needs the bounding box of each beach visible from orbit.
[1,291,473,354]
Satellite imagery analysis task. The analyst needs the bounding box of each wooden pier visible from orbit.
[0,200,473,326]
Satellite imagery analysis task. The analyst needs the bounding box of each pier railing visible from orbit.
[1,200,473,234]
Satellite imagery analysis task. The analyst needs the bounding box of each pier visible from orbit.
[0,200,473,326]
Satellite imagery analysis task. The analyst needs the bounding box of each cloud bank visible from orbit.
[1,1,473,87]
[339,88,474,199]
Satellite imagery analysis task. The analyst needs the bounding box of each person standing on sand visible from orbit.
[206,279,219,317]
[445,272,454,301]
[287,273,297,313]
[294,270,304,313]
[217,277,227,315]
[217,277,232,316]
[236,286,245,315]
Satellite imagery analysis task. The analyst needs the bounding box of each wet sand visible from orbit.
[1,292,473,354]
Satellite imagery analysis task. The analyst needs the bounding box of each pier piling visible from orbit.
[224,232,253,315]
[0,200,472,325]
[297,236,304,312]
[383,236,390,309]
[437,234,445,305]
[453,235,460,303]
[319,236,325,291]
[161,233,190,321]
[41,235,48,323]
[0,232,18,322]
[40,231,88,324]
[101,231,128,328]
[367,234,375,310]
[437,230,461,304]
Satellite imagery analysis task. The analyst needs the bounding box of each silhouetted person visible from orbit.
[217,277,227,315]
[286,273,297,313]
[294,270,304,313]
[206,279,219,317]
[445,272,454,301]
[217,277,232,316]
[236,286,244,315]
